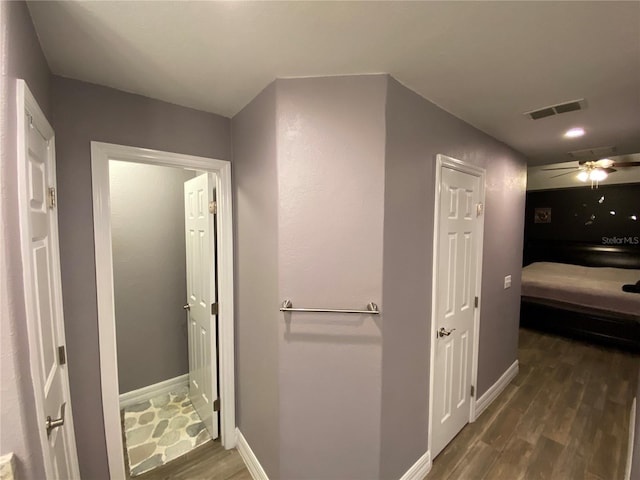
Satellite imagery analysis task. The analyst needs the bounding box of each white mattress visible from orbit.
[521,262,640,319]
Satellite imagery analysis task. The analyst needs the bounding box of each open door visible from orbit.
[17,80,80,479]
[184,173,219,439]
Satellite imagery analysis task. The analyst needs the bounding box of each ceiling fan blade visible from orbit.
[550,171,578,179]
[541,167,578,171]
[615,162,640,167]
[604,167,617,173]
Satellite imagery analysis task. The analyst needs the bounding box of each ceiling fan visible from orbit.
[542,158,640,185]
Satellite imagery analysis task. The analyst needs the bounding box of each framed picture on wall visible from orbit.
[534,207,551,224]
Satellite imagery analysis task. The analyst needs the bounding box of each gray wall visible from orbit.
[0,2,51,479]
[231,75,527,479]
[231,82,281,479]
[51,76,231,479]
[110,161,194,393]
[276,76,387,480]
[379,77,527,479]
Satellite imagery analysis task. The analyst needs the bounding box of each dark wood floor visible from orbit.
[428,327,639,480]
[126,439,250,480]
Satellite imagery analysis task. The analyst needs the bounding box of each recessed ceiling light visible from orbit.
[564,127,585,138]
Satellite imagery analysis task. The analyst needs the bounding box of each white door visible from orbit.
[432,161,483,458]
[184,173,219,439]
[17,81,80,479]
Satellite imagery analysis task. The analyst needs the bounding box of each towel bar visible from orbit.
[279,299,380,315]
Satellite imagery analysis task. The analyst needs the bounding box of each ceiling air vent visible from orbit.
[568,146,617,159]
[524,99,586,120]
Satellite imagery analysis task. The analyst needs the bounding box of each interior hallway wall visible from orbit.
[51,76,231,479]
[276,75,387,480]
[0,1,51,478]
[110,161,195,393]
[380,77,527,479]
[231,82,281,479]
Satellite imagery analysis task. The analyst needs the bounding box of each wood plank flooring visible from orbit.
[126,439,250,480]
[428,328,639,480]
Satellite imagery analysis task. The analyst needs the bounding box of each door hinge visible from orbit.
[474,296,479,308]
[211,303,218,315]
[58,345,66,365]
[48,187,56,209]
[208,201,217,215]
[213,398,220,412]
[476,203,484,217]
[470,385,475,397]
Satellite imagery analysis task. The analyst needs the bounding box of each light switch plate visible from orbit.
[504,275,512,289]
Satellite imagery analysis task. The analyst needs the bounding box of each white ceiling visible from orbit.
[27,1,640,165]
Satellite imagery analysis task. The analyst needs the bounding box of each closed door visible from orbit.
[432,163,482,458]
[19,81,80,478]
[184,174,218,439]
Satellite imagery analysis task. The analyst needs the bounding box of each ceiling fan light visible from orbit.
[577,171,589,182]
[590,168,607,182]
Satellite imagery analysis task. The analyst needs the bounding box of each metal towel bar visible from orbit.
[279,299,380,315]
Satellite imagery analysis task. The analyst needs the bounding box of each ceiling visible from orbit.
[27,1,640,166]
[527,153,640,190]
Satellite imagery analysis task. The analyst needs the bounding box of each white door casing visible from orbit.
[429,154,485,460]
[91,143,235,479]
[16,80,81,479]
[184,174,219,439]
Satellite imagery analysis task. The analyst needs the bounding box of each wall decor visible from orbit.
[534,207,552,224]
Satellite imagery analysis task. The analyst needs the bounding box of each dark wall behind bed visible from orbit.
[525,183,640,246]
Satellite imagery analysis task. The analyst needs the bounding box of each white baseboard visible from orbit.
[625,397,636,480]
[236,429,269,480]
[399,450,431,480]
[119,374,189,408]
[474,360,519,419]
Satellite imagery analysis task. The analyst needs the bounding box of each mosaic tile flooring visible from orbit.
[123,387,212,476]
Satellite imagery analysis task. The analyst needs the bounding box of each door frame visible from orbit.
[16,79,81,479]
[91,142,235,479]
[427,154,485,459]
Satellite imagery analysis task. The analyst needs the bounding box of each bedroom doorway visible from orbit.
[429,154,485,460]
[91,142,235,479]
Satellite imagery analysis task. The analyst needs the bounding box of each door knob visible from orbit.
[438,327,456,338]
[45,402,66,436]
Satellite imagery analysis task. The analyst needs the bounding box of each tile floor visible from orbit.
[122,386,212,476]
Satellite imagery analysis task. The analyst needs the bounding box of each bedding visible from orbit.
[521,262,640,319]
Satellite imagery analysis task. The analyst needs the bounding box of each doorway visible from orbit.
[91,142,235,479]
[429,154,485,460]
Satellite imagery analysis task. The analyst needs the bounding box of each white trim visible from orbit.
[119,374,189,409]
[474,360,519,419]
[428,154,486,459]
[235,429,269,480]
[16,80,81,480]
[398,450,431,480]
[625,397,636,480]
[91,142,236,480]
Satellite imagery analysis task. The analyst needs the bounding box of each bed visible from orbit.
[520,241,640,352]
